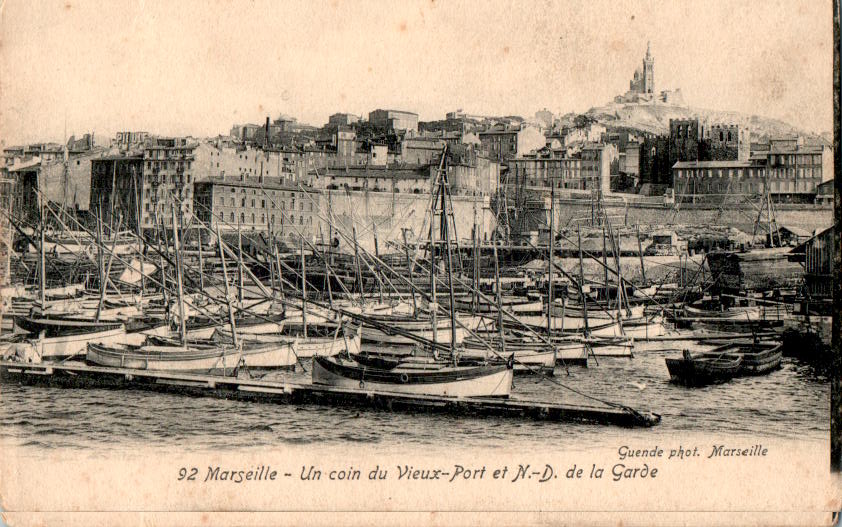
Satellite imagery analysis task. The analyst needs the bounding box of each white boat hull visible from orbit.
[34,326,127,360]
[312,359,514,398]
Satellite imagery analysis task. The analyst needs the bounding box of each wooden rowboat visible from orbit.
[697,340,783,376]
[665,350,743,386]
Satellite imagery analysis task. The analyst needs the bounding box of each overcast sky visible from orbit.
[0,0,833,145]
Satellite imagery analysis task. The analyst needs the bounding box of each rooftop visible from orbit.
[196,176,319,193]
[672,159,764,169]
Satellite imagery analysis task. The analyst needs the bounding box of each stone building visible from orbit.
[478,124,545,162]
[707,124,750,161]
[669,119,705,163]
[630,42,655,96]
[192,177,321,241]
[507,144,612,193]
[5,143,104,222]
[368,109,419,133]
[672,141,834,203]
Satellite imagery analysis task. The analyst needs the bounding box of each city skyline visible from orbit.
[0,0,833,145]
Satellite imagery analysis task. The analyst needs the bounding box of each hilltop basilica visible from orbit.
[616,42,684,105]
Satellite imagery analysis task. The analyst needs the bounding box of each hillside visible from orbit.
[564,101,827,143]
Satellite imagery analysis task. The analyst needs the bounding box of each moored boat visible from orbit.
[665,349,743,386]
[86,342,244,375]
[697,340,783,375]
[311,355,514,398]
[14,315,127,360]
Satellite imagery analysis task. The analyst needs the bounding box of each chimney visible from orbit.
[265,117,270,148]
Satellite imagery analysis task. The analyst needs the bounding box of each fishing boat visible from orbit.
[13,315,127,360]
[665,349,743,386]
[699,340,783,375]
[458,345,556,374]
[360,313,468,346]
[186,312,287,339]
[461,334,588,367]
[311,355,514,397]
[214,322,362,358]
[450,293,544,315]
[139,333,299,371]
[86,342,244,375]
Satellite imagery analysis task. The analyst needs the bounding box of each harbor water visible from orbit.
[0,340,828,454]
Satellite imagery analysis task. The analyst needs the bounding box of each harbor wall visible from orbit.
[320,189,496,253]
[552,198,833,234]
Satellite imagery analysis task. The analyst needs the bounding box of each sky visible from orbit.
[0,0,833,146]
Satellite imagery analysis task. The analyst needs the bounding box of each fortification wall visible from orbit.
[321,190,496,253]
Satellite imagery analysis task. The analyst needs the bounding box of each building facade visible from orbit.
[478,125,545,162]
[672,143,833,203]
[368,109,419,133]
[507,144,611,192]
[192,177,321,241]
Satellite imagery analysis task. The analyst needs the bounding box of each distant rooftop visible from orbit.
[672,159,763,169]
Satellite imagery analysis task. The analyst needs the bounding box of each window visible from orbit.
[261,200,265,208]
[251,199,255,207]
[230,198,234,206]
[241,198,245,207]
[230,212,234,222]
[240,212,245,223]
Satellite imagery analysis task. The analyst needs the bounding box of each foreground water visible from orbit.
[0,341,829,453]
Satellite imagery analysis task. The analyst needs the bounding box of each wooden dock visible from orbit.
[0,360,660,428]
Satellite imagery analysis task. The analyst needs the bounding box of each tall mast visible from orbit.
[216,226,239,351]
[577,225,590,337]
[636,225,647,284]
[171,204,187,346]
[547,184,556,364]
[493,241,505,356]
[602,224,610,311]
[440,153,458,363]
[429,163,438,345]
[352,226,364,304]
[402,228,418,317]
[300,235,308,338]
[197,226,205,291]
[38,172,46,308]
[236,218,244,308]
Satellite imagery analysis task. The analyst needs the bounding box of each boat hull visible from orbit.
[311,356,513,398]
[665,353,743,386]
[86,343,241,375]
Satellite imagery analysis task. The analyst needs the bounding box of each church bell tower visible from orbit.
[643,41,654,94]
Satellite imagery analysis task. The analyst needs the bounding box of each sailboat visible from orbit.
[312,146,514,397]
[13,191,126,361]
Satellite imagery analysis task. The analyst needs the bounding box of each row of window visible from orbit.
[145,149,193,160]
[676,167,823,179]
[676,179,819,193]
[147,161,192,170]
[215,196,312,211]
[770,154,823,166]
[217,211,311,226]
